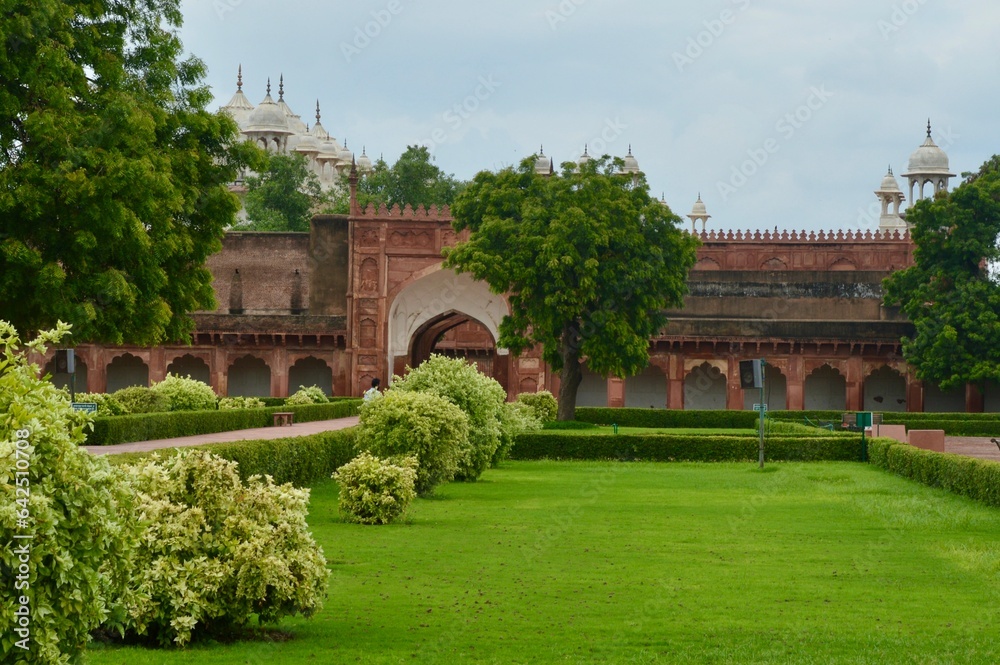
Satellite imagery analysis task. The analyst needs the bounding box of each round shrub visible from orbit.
[112,385,170,414]
[359,389,468,495]
[392,354,507,481]
[286,385,330,405]
[334,452,418,525]
[218,396,266,410]
[517,390,558,422]
[75,391,127,416]
[0,322,137,665]
[121,449,329,646]
[150,373,218,411]
[495,401,543,465]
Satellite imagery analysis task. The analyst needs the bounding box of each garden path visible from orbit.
[945,436,1000,462]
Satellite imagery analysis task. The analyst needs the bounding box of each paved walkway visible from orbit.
[84,416,359,456]
[945,436,1000,462]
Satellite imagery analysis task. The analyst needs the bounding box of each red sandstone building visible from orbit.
[41,121,997,413]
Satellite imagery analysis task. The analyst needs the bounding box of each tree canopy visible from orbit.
[443,155,700,420]
[0,0,258,345]
[883,155,1000,392]
[242,152,325,232]
[355,145,465,210]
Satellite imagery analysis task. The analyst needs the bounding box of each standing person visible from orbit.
[363,377,381,401]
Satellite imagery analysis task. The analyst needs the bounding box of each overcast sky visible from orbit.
[178,0,1000,232]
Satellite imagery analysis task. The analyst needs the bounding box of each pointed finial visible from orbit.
[237,64,243,91]
[362,145,367,155]
[888,165,893,176]
[628,144,633,156]
[315,100,321,124]
[583,144,589,156]
[266,78,271,96]
[927,118,932,138]
[539,144,544,156]
[697,192,702,201]
[278,74,285,101]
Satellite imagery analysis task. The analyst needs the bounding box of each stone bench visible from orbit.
[272,411,295,427]
[908,429,945,453]
[866,423,908,443]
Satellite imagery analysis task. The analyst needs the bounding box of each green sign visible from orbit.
[72,402,98,413]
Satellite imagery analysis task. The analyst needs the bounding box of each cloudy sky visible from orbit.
[178,0,999,232]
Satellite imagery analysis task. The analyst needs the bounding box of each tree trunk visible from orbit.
[557,324,583,421]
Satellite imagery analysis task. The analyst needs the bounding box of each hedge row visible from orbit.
[511,432,864,462]
[86,400,363,446]
[574,407,757,429]
[107,428,360,488]
[869,438,1000,508]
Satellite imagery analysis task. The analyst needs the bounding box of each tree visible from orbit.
[0,0,258,345]
[356,145,465,210]
[242,152,325,232]
[443,155,700,420]
[883,155,1000,392]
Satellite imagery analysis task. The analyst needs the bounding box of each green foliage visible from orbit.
[218,396,266,410]
[334,452,418,525]
[75,391,127,417]
[0,0,261,345]
[149,373,218,412]
[542,420,600,430]
[512,432,865,462]
[111,386,171,415]
[0,322,137,664]
[121,450,329,646]
[516,390,558,422]
[286,385,330,405]
[869,438,1000,507]
[495,401,543,465]
[351,145,465,211]
[391,355,507,480]
[576,407,758,429]
[242,152,326,232]
[359,389,468,495]
[883,155,1000,391]
[444,154,699,420]
[86,400,362,446]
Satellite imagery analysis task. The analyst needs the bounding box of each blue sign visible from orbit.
[72,403,98,413]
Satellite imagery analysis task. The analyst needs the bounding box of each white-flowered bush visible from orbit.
[495,400,543,464]
[149,373,218,411]
[218,396,266,410]
[516,390,558,423]
[286,385,329,405]
[75,391,128,417]
[122,449,329,646]
[0,322,138,665]
[359,389,467,495]
[334,452,417,525]
[391,354,506,481]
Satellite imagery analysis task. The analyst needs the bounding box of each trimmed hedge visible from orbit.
[575,407,757,429]
[768,410,1000,436]
[869,438,1000,508]
[107,428,360,488]
[512,432,864,462]
[86,400,362,446]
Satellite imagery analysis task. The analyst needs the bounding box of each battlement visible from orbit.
[697,228,910,243]
[356,202,453,220]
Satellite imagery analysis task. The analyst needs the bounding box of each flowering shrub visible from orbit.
[359,389,468,495]
[0,322,137,665]
[218,396,266,410]
[112,386,170,414]
[392,354,506,481]
[495,401,543,464]
[75,391,127,416]
[122,449,329,646]
[516,390,558,423]
[150,373,218,411]
[286,385,330,405]
[334,452,417,524]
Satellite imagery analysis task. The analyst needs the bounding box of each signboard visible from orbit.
[71,403,98,414]
[753,404,768,412]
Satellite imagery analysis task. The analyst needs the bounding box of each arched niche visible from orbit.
[106,354,149,392]
[227,355,271,397]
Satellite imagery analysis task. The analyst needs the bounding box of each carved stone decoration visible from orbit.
[359,229,380,247]
[359,355,377,366]
[359,318,377,348]
[441,230,459,248]
[359,258,378,294]
[389,231,433,248]
[359,298,378,315]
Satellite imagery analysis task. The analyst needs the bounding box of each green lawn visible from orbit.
[560,426,758,436]
[89,461,1000,664]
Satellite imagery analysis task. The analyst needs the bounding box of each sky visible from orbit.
[177,0,1000,233]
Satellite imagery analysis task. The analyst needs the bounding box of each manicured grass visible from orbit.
[89,461,1000,664]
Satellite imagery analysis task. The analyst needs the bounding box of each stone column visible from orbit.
[608,377,625,408]
[726,356,744,410]
[786,356,805,411]
[967,383,984,413]
[845,356,863,411]
[668,353,684,410]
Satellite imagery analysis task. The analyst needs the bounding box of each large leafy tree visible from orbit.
[444,155,699,420]
[242,152,325,232]
[356,145,465,210]
[0,0,258,345]
[884,155,1000,392]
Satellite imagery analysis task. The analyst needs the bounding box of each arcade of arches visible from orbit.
[37,177,1000,413]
